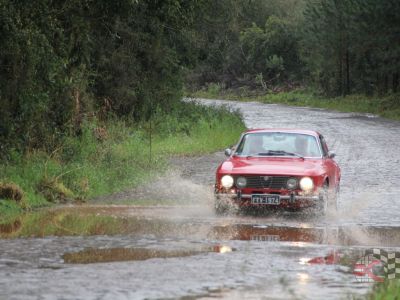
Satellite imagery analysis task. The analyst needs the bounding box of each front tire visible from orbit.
[317,185,328,215]
[334,185,340,211]
[214,196,238,216]
[317,183,338,215]
[215,200,228,215]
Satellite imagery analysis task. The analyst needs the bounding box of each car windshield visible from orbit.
[235,132,322,158]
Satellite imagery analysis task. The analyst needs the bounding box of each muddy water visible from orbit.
[2,99,400,300]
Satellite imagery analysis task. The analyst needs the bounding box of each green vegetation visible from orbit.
[0,102,245,215]
[0,1,399,298]
[187,0,400,99]
[190,88,400,121]
[0,0,250,216]
[3,0,398,158]
[1,1,398,211]
[0,0,205,155]
[302,0,400,97]
[367,280,400,300]
[186,0,305,92]
[186,0,400,126]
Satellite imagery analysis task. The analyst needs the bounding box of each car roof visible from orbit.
[244,128,320,137]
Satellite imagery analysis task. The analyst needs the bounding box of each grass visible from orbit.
[367,280,400,300]
[0,101,245,218]
[190,86,400,121]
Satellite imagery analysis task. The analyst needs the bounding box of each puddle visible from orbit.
[0,209,205,239]
[63,245,234,264]
[3,208,400,248]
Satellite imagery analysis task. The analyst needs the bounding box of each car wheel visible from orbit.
[334,185,340,211]
[214,196,228,215]
[215,202,227,215]
[317,183,338,215]
[214,196,238,216]
[317,183,329,215]
[329,186,339,213]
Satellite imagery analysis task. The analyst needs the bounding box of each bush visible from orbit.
[0,182,24,202]
[0,101,245,214]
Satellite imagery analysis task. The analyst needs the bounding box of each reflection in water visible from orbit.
[307,251,341,265]
[63,245,234,264]
[213,245,233,253]
[209,224,400,247]
[353,254,385,283]
[304,249,393,283]
[3,208,400,249]
[297,273,310,285]
[210,224,323,243]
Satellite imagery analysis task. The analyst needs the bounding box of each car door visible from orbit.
[319,135,340,187]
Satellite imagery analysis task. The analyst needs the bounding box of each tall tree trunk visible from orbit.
[393,73,399,93]
[384,75,388,95]
[376,73,380,95]
[345,48,350,95]
[338,51,343,96]
[73,89,82,135]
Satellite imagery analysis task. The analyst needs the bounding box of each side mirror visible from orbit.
[328,151,336,159]
[224,148,232,157]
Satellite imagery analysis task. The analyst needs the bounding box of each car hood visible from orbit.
[219,156,324,177]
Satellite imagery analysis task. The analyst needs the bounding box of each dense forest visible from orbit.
[1,0,399,156]
[188,0,400,96]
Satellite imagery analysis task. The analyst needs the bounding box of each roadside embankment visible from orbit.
[190,87,400,121]
[0,101,245,220]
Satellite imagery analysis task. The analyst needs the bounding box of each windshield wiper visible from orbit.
[258,150,304,159]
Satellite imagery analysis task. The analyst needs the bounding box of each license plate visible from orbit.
[251,194,280,205]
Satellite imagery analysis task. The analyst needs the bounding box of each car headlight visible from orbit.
[299,177,314,191]
[236,176,247,188]
[287,178,298,190]
[221,175,234,189]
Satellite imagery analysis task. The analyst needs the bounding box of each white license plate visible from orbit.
[251,194,280,205]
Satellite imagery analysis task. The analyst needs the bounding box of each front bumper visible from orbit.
[240,193,319,202]
[216,191,320,208]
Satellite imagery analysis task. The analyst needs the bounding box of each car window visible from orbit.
[235,132,322,158]
[319,135,329,157]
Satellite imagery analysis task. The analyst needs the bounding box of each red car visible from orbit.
[214,129,341,214]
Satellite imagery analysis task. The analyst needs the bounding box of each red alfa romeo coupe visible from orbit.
[214,129,341,214]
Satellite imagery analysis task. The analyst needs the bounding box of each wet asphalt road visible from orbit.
[1,99,400,300]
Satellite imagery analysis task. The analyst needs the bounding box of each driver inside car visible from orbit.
[295,135,310,156]
[248,135,265,154]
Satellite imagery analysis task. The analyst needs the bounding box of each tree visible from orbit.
[302,0,400,96]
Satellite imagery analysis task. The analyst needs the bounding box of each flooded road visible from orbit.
[2,99,400,299]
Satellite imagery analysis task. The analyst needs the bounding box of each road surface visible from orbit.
[1,99,400,300]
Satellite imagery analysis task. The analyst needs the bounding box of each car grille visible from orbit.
[238,176,291,189]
